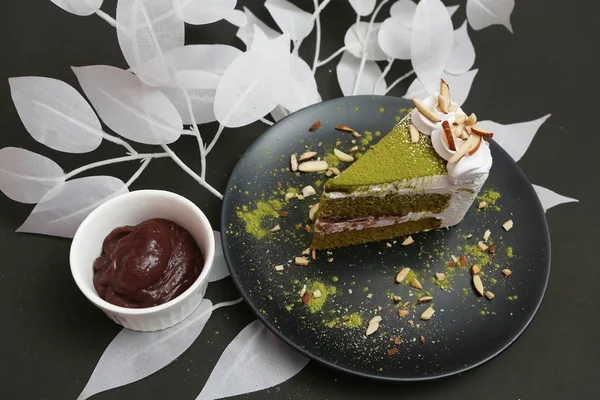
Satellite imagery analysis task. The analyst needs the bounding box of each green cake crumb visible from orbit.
[343,312,363,328]
[324,152,340,167]
[477,189,501,211]
[332,276,339,282]
[507,246,514,258]
[307,281,336,313]
[379,107,385,113]
[237,199,283,239]
[464,244,491,266]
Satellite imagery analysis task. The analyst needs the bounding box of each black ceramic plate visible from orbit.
[221,96,550,381]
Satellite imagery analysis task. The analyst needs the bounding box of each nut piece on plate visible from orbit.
[502,269,512,277]
[402,236,414,246]
[290,154,298,172]
[411,278,423,290]
[398,309,409,317]
[298,160,329,172]
[503,220,514,231]
[478,201,488,209]
[308,203,320,221]
[473,275,484,296]
[395,267,411,284]
[295,257,309,266]
[298,151,317,162]
[334,148,354,162]
[302,185,317,198]
[421,307,435,320]
[485,291,495,300]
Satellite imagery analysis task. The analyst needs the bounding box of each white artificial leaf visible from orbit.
[265,0,314,42]
[77,300,213,400]
[160,87,216,125]
[9,76,103,153]
[466,0,515,33]
[279,55,320,112]
[236,7,281,49]
[532,185,579,213]
[344,22,387,61]
[214,32,290,127]
[50,0,103,16]
[337,51,386,96]
[348,0,376,16]
[270,105,289,122]
[390,0,417,29]
[378,17,412,60]
[0,147,65,204]
[117,0,185,86]
[196,319,309,400]
[404,69,478,106]
[445,22,476,75]
[391,0,458,29]
[209,231,230,282]
[446,4,460,17]
[73,65,182,145]
[17,176,127,238]
[410,0,454,95]
[478,114,551,162]
[224,9,248,27]
[174,0,236,25]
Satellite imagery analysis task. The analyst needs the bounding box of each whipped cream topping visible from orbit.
[410,92,492,183]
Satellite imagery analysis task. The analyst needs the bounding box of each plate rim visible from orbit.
[220,95,552,382]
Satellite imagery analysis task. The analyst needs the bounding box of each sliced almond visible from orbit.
[296,194,304,200]
[420,335,425,344]
[448,133,479,164]
[302,185,317,197]
[467,133,482,155]
[438,95,449,113]
[473,275,484,296]
[398,309,409,317]
[370,315,382,325]
[471,265,481,275]
[308,203,320,221]
[485,291,495,300]
[274,265,284,271]
[451,255,458,263]
[483,229,491,241]
[295,257,309,266]
[409,124,420,143]
[302,291,311,304]
[459,255,468,267]
[502,269,512,277]
[284,192,295,201]
[328,167,340,176]
[503,220,514,231]
[392,295,403,303]
[366,322,379,336]
[308,120,321,132]
[333,148,354,162]
[349,146,359,153]
[442,120,456,151]
[298,160,329,172]
[313,289,322,299]
[440,79,450,104]
[311,248,316,260]
[299,284,307,297]
[466,113,477,126]
[470,124,494,138]
[402,236,414,246]
[455,113,467,125]
[489,244,496,254]
[448,103,459,112]
[411,278,423,290]
[478,201,488,209]
[477,241,489,251]
[436,272,446,281]
[412,98,441,123]
[388,348,399,356]
[418,296,433,303]
[301,248,310,256]
[421,307,435,320]
[325,169,333,177]
[305,224,312,233]
[395,267,411,284]
[290,154,298,172]
[270,224,281,232]
[299,151,317,162]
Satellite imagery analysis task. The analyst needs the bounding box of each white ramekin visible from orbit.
[70,190,215,331]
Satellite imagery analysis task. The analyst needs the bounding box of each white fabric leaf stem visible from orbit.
[50,0,103,16]
[478,114,551,162]
[0,147,65,204]
[410,0,455,95]
[8,76,103,153]
[196,319,310,400]
[77,300,214,400]
[466,0,515,33]
[16,176,128,238]
[72,65,183,145]
[533,185,579,213]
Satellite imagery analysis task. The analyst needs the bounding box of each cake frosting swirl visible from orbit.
[410,84,493,184]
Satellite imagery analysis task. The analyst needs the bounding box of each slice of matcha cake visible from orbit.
[311,80,494,249]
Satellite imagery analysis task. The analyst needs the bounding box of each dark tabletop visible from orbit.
[1,0,598,399]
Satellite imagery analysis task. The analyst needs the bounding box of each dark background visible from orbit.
[1,0,598,399]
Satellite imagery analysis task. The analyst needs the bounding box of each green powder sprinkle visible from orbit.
[237,199,283,239]
[379,107,385,113]
[477,189,501,211]
[363,287,369,292]
[332,276,339,282]
[464,244,491,267]
[343,312,363,328]
[507,246,514,258]
[489,277,497,285]
[307,281,336,313]
[355,106,359,111]
[324,152,340,167]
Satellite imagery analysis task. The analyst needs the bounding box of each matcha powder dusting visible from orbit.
[237,199,283,239]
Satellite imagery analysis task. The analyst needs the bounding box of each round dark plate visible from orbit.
[221,96,551,381]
